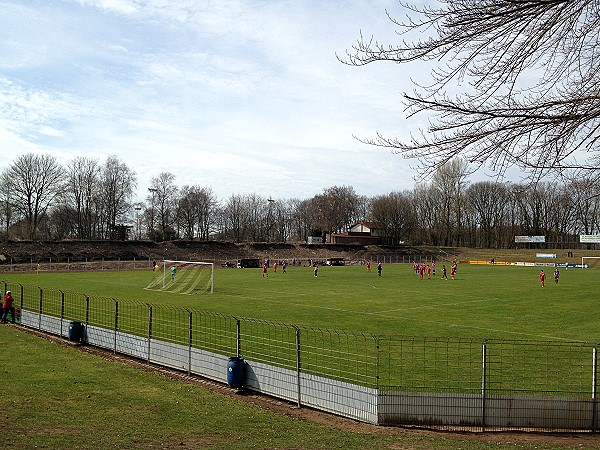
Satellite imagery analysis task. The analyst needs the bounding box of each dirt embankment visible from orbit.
[0,240,449,265]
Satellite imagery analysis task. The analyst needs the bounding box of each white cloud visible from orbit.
[0,0,422,202]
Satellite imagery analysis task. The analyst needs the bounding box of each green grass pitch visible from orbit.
[1,263,596,343]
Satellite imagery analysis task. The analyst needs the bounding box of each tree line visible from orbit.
[1,153,599,248]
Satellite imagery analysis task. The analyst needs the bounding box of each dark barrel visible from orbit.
[68,321,83,342]
[227,356,245,388]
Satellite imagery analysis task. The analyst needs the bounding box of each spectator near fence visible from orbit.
[2,290,15,324]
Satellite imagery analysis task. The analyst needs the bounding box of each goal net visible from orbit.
[145,260,214,294]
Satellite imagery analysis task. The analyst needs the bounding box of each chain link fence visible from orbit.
[2,280,597,432]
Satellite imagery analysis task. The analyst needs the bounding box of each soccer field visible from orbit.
[1,263,596,342]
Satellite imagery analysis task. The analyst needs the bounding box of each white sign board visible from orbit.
[536,253,556,259]
[515,235,545,243]
[580,235,600,243]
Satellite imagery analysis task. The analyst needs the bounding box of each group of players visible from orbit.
[364,260,383,276]
[259,256,564,288]
[412,260,457,280]
[262,260,289,277]
[539,268,560,287]
[261,259,386,278]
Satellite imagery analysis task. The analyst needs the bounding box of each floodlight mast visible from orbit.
[266,197,275,243]
[148,188,157,241]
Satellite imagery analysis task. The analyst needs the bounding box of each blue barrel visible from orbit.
[68,321,83,342]
[227,356,245,388]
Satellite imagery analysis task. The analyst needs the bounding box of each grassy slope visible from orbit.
[0,325,390,449]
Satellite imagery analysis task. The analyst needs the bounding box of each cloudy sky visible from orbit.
[1,0,432,203]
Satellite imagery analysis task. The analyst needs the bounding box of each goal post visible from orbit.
[145,260,214,294]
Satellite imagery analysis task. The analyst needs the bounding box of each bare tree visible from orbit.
[431,159,470,246]
[98,156,136,240]
[369,191,416,245]
[247,194,269,242]
[466,181,510,248]
[288,198,313,242]
[412,182,440,245]
[177,185,218,240]
[148,172,178,241]
[310,185,360,241]
[344,1,600,181]
[271,199,292,242]
[569,178,600,236]
[0,172,14,238]
[64,156,99,239]
[545,183,576,246]
[221,194,250,243]
[5,153,65,240]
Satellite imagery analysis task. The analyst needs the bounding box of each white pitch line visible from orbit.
[377,298,500,314]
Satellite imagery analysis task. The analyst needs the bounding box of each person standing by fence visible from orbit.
[2,290,15,324]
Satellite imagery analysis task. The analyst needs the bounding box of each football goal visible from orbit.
[145,260,214,294]
[581,256,600,269]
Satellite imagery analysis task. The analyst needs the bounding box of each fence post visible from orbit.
[147,305,153,363]
[188,310,193,376]
[60,292,65,337]
[376,336,380,391]
[592,347,598,432]
[236,319,241,357]
[295,327,301,408]
[481,342,487,432]
[19,284,23,311]
[38,287,43,330]
[114,300,119,354]
[85,296,90,327]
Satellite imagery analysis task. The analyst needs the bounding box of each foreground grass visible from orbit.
[1,324,598,450]
[1,324,387,449]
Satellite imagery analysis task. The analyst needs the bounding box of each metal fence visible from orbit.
[2,280,598,432]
